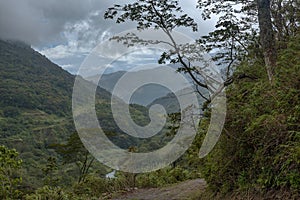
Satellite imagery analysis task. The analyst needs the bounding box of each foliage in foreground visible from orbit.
[199,34,300,197]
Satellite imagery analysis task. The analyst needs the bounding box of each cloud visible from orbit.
[0,0,217,74]
[0,0,215,45]
[38,10,110,60]
[0,0,122,45]
[36,9,117,74]
[39,44,76,60]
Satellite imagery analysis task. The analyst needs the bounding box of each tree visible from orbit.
[197,0,299,83]
[256,0,277,83]
[103,0,300,196]
[104,0,229,158]
[105,0,214,106]
[103,0,250,99]
[271,0,300,43]
[105,0,299,84]
[53,133,95,183]
[0,145,22,199]
[42,157,60,186]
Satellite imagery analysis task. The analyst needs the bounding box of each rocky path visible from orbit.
[112,179,206,200]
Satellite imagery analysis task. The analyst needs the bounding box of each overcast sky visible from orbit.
[0,0,217,75]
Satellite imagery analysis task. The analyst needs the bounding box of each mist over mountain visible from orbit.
[87,64,201,106]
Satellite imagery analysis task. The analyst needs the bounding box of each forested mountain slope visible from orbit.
[0,40,98,188]
[0,40,173,191]
[0,40,74,115]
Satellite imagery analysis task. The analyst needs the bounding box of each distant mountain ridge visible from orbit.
[87,65,195,106]
[87,66,208,112]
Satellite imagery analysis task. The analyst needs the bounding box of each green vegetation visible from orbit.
[0,145,23,199]
[199,34,300,198]
[0,39,179,198]
[103,0,300,199]
[0,0,299,199]
[0,40,78,189]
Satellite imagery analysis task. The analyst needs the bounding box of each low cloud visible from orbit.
[0,0,118,45]
[0,0,216,74]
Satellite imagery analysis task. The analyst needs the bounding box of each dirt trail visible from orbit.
[112,179,206,200]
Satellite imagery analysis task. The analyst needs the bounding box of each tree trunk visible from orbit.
[257,0,277,83]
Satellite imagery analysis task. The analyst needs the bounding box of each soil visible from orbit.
[111,179,206,200]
